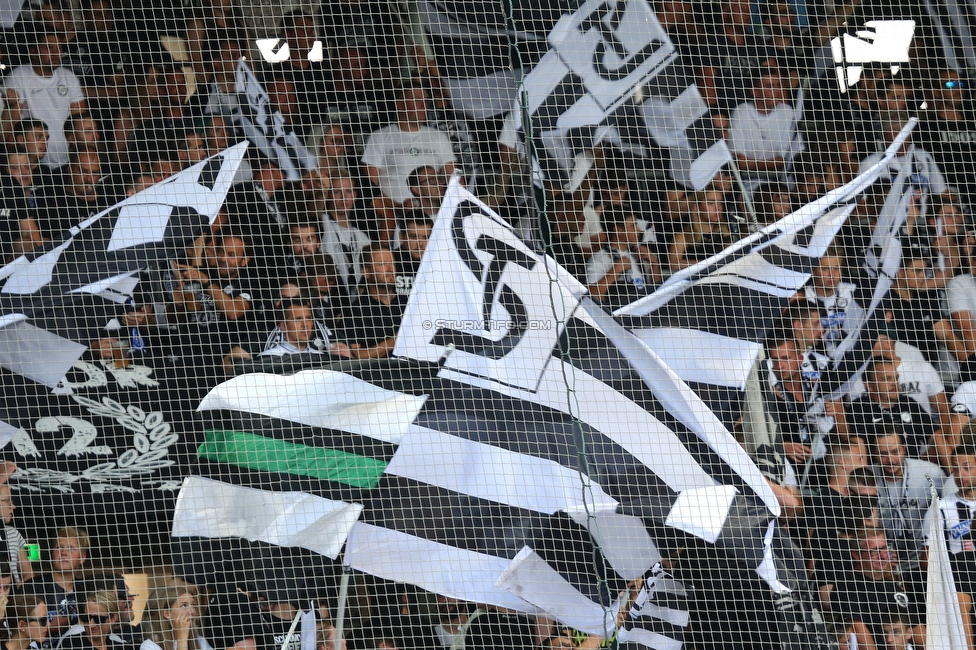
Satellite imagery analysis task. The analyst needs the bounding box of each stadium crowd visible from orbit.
[3,0,976,647]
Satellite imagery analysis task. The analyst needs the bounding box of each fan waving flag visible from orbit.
[515,0,731,189]
[231,59,317,182]
[614,119,917,426]
[0,143,248,390]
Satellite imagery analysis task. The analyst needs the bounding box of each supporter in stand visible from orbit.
[4,25,86,169]
[668,187,734,271]
[847,359,936,458]
[0,480,32,586]
[33,148,108,239]
[140,583,204,650]
[831,527,924,650]
[340,244,406,359]
[17,528,90,640]
[586,205,661,310]
[870,428,944,592]
[61,590,128,650]
[5,593,50,650]
[260,300,324,357]
[321,170,371,291]
[393,211,431,299]
[361,81,456,208]
[919,69,976,205]
[2,150,43,258]
[727,68,802,182]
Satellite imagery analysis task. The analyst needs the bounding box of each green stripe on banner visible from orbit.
[198,429,388,489]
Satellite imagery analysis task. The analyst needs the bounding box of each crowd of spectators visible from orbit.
[3,0,976,647]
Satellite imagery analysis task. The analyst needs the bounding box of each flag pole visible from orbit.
[727,158,759,230]
[334,565,352,650]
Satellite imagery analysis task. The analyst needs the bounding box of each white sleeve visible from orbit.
[948,275,976,315]
[361,128,391,167]
[64,70,85,104]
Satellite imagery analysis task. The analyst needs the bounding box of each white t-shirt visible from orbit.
[948,273,976,317]
[727,102,802,161]
[4,65,84,168]
[361,125,455,202]
[858,148,948,195]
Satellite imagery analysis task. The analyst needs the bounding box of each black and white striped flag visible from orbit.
[515,0,730,190]
[232,60,317,182]
[0,143,248,391]
[614,120,917,425]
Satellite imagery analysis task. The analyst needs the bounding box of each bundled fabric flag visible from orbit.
[0,143,247,391]
[925,491,968,650]
[613,120,917,425]
[232,59,317,182]
[515,0,730,189]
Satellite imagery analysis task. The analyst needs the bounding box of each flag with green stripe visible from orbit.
[172,367,427,560]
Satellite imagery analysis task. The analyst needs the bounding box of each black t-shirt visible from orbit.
[919,115,976,205]
[63,33,130,93]
[847,394,936,457]
[60,631,135,650]
[0,175,32,261]
[204,589,268,650]
[261,612,299,650]
[394,248,421,299]
[17,575,77,625]
[833,571,922,641]
[882,291,945,364]
[340,290,407,349]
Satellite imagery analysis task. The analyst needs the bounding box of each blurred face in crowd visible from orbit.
[722,0,752,29]
[53,536,87,574]
[813,255,844,297]
[180,133,208,165]
[866,361,901,407]
[328,176,358,222]
[397,88,428,129]
[291,225,321,258]
[697,189,724,223]
[769,338,801,384]
[883,621,912,650]
[281,304,315,349]
[268,78,298,121]
[283,14,317,59]
[7,152,34,189]
[753,72,786,113]
[211,236,250,279]
[32,33,63,75]
[792,311,823,350]
[874,433,906,479]
[855,532,895,578]
[84,600,117,638]
[67,116,101,149]
[402,220,432,261]
[0,484,14,524]
[614,214,644,251]
[82,0,114,34]
[321,126,349,168]
[881,83,911,115]
[955,453,976,497]
[367,249,397,292]
[897,258,929,293]
[20,601,49,643]
[17,126,49,164]
[939,71,966,113]
[163,592,198,627]
[70,151,103,201]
